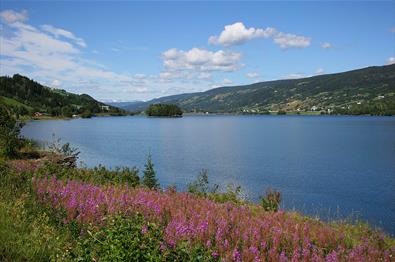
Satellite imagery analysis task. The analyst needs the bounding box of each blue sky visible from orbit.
[1,1,394,101]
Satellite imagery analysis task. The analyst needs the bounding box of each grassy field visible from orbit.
[0,96,32,110]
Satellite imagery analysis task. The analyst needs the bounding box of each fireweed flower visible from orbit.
[32,176,395,261]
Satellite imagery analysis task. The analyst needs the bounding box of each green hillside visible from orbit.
[0,74,124,118]
[125,64,395,115]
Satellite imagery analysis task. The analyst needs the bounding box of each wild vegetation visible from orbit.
[146,103,183,117]
[123,64,395,115]
[1,108,394,261]
[0,74,127,118]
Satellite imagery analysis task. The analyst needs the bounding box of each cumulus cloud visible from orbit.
[209,22,311,49]
[161,47,242,73]
[41,24,86,47]
[0,9,141,99]
[272,32,311,49]
[0,9,28,24]
[386,57,395,65]
[320,42,332,49]
[246,72,259,78]
[208,22,275,46]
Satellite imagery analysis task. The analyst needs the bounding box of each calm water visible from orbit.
[21,115,395,235]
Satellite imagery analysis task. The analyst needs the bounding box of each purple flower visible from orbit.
[232,249,241,262]
[141,225,148,234]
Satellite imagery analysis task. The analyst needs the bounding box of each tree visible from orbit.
[146,104,182,117]
[142,153,159,189]
[0,104,22,158]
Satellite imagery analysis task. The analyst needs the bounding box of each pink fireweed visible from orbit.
[32,176,394,261]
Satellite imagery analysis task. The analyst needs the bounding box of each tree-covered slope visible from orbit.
[0,74,123,117]
[124,64,395,115]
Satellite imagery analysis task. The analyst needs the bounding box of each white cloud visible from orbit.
[272,32,311,49]
[0,9,28,24]
[320,42,332,49]
[211,78,234,88]
[208,22,275,46]
[197,72,212,80]
[41,24,86,47]
[223,78,232,85]
[0,10,142,99]
[386,57,395,65]
[162,47,242,73]
[246,72,259,78]
[315,68,325,75]
[209,22,311,49]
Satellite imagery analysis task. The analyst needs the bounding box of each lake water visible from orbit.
[21,115,395,235]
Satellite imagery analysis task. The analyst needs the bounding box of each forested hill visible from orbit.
[0,74,124,117]
[123,64,395,115]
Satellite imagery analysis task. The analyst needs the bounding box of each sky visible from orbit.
[0,1,394,102]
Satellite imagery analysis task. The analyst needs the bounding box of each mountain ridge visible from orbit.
[122,64,395,115]
[0,74,125,117]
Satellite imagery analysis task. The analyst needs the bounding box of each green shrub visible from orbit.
[0,105,22,158]
[260,188,281,212]
[36,162,140,187]
[72,215,163,261]
[188,170,247,204]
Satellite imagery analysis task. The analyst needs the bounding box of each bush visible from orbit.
[187,169,211,196]
[0,104,22,158]
[72,215,163,261]
[36,162,140,187]
[187,170,248,204]
[260,188,281,212]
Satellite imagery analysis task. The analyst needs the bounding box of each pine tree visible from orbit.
[142,153,159,189]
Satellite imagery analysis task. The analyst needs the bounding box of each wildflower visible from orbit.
[232,249,241,262]
[212,251,219,258]
[141,225,148,234]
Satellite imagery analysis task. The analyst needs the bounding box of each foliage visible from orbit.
[0,74,125,117]
[36,162,141,187]
[1,152,395,261]
[0,104,22,158]
[260,188,282,212]
[187,169,217,196]
[33,176,395,261]
[126,64,395,115]
[73,215,164,261]
[142,153,159,189]
[146,103,183,117]
[0,159,72,262]
[187,170,248,204]
[48,136,80,158]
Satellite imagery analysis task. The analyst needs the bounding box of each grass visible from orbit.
[0,153,394,261]
[0,96,32,110]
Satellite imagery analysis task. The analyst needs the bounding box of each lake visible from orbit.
[21,115,395,235]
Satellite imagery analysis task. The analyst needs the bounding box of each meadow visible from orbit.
[1,156,394,261]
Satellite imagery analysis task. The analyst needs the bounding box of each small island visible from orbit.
[146,103,183,117]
